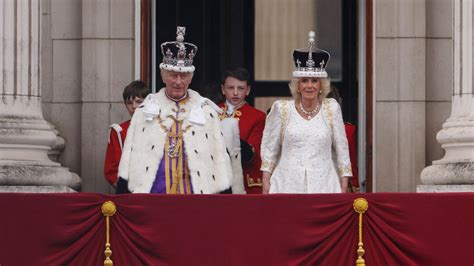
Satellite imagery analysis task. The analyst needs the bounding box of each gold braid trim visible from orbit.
[218,109,227,120]
[261,160,276,173]
[323,99,353,176]
[338,165,353,177]
[322,98,333,129]
[219,103,244,120]
[157,115,192,135]
[247,174,263,187]
[353,198,368,266]
[158,118,191,194]
[261,101,289,175]
[101,201,117,266]
[279,101,289,141]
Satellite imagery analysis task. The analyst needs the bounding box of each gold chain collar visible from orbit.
[219,102,245,119]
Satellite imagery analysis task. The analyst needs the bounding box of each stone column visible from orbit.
[419,0,474,192]
[80,0,135,193]
[375,0,426,192]
[0,0,80,192]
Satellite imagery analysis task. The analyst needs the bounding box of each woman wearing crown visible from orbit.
[260,31,352,194]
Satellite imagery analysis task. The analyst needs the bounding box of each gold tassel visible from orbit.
[353,198,369,266]
[101,201,117,266]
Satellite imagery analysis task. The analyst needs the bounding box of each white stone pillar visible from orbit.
[419,0,474,192]
[0,0,80,192]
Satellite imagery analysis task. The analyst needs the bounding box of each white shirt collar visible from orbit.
[225,100,235,115]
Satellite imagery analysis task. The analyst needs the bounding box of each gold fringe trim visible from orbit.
[353,198,368,266]
[101,201,117,266]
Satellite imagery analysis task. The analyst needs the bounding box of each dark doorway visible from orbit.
[150,0,368,190]
[154,0,357,123]
[154,0,253,104]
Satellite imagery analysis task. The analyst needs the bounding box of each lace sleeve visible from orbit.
[330,99,353,177]
[260,101,286,173]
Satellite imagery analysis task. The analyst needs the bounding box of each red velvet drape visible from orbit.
[0,193,472,265]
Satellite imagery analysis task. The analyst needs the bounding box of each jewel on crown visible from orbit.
[165,48,173,59]
[159,26,198,72]
[292,30,329,78]
[176,26,185,42]
[306,31,316,70]
[188,49,195,60]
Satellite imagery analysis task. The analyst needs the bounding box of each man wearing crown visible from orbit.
[117,27,241,194]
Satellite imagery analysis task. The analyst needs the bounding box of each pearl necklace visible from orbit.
[298,101,320,119]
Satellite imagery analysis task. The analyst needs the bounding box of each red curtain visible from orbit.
[0,193,472,265]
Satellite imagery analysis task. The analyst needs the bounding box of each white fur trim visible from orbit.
[188,98,224,126]
[142,100,160,121]
[220,118,246,194]
[189,105,207,126]
[201,98,223,114]
[292,70,328,78]
[220,118,240,150]
[110,124,124,150]
[118,89,234,194]
[159,63,195,73]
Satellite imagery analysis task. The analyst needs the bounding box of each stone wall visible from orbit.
[41,0,135,193]
[374,0,453,192]
[425,0,453,174]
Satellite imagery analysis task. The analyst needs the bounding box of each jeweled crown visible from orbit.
[292,31,330,78]
[160,26,198,73]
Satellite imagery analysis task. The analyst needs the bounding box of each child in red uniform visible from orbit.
[218,68,266,194]
[104,80,150,193]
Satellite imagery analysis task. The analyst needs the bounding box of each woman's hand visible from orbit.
[262,172,271,194]
[340,177,349,193]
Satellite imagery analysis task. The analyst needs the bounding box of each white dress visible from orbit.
[260,99,352,194]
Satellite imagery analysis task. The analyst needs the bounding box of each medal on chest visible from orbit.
[158,116,191,158]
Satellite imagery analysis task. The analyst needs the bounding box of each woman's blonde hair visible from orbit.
[288,77,331,102]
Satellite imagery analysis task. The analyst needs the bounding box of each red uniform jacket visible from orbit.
[219,103,266,194]
[104,120,130,185]
[344,123,359,189]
